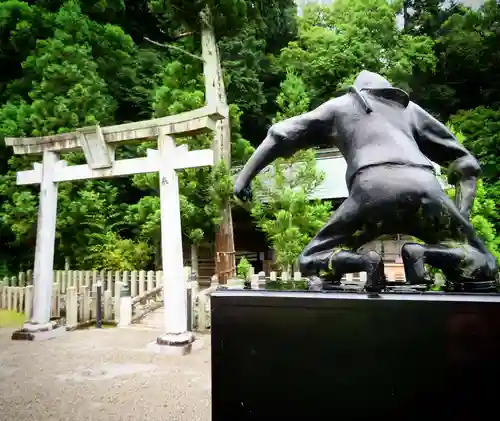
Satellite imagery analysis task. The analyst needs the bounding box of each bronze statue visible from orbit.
[234,70,498,292]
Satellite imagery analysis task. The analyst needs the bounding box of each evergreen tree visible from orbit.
[248,71,332,271]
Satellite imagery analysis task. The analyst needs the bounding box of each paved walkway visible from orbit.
[0,327,211,421]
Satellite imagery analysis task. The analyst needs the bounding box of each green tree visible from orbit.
[450,106,500,182]
[449,107,500,233]
[444,178,500,263]
[278,0,436,106]
[407,0,500,119]
[88,231,153,271]
[147,0,298,145]
[127,50,252,269]
[0,0,161,272]
[248,72,331,271]
[402,0,452,34]
[443,128,499,262]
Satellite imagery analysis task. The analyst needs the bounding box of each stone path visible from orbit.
[138,307,165,330]
[0,326,211,421]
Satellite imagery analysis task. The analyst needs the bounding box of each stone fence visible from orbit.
[0,267,407,332]
[0,268,210,329]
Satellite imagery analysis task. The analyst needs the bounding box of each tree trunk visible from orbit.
[154,239,162,270]
[201,18,236,283]
[403,1,410,31]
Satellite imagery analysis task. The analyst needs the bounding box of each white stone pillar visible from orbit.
[118,296,132,327]
[28,150,58,329]
[157,131,192,345]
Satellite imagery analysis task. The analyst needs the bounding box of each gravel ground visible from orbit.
[0,327,211,421]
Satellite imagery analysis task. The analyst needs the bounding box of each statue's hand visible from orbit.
[234,183,253,202]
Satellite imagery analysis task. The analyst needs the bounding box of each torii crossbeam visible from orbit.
[5,23,227,348]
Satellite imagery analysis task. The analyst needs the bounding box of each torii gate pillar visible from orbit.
[13,150,63,338]
[31,151,58,327]
[157,131,193,346]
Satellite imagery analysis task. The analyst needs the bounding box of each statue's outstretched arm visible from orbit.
[234,101,336,197]
[408,102,481,218]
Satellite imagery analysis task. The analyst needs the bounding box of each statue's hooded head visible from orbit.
[353,70,393,90]
[352,70,410,108]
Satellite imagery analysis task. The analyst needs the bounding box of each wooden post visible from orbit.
[24,286,33,320]
[19,287,25,314]
[114,281,123,323]
[66,287,78,330]
[147,271,154,292]
[30,151,59,328]
[1,283,5,309]
[107,271,113,294]
[18,272,26,287]
[122,271,129,290]
[118,294,132,327]
[61,271,67,294]
[51,283,60,318]
[138,271,145,296]
[77,270,85,291]
[103,290,113,321]
[130,270,138,298]
[91,284,97,319]
[201,14,235,284]
[155,271,162,289]
[81,285,90,323]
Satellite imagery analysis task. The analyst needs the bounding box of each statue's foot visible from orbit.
[363,250,386,293]
[307,272,342,291]
[447,277,498,293]
[445,247,499,292]
[307,276,324,291]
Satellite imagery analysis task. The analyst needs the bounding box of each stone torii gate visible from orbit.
[5,25,227,348]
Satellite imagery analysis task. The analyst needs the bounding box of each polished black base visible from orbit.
[211,290,500,421]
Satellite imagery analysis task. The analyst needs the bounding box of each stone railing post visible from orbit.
[66,287,78,330]
[117,285,132,328]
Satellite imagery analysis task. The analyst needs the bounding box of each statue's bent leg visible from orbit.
[401,242,466,284]
[438,195,492,257]
[330,250,386,291]
[298,197,365,276]
[298,197,384,289]
[417,194,498,281]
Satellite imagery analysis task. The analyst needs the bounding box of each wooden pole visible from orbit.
[214,119,236,283]
[201,12,236,283]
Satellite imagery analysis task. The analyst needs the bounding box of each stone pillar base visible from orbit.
[12,321,66,341]
[146,331,197,356]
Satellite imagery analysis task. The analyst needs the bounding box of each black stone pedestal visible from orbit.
[211,290,500,421]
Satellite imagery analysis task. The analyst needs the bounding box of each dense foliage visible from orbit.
[249,71,331,271]
[0,0,498,275]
